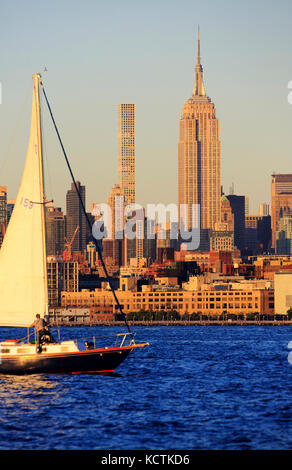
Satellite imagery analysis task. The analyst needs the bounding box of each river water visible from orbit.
[0,325,291,450]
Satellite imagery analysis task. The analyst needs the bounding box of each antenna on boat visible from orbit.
[39,79,133,337]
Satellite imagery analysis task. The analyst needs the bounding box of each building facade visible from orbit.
[271,174,292,249]
[66,181,87,252]
[275,216,292,254]
[61,284,274,317]
[118,103,136,207]
[245,215,271,255]
[46,207,65,256]
[47,257,78,307]
[178,30,221,238]
[274,271,292,315]
[104,183,125,266]
[226,195,245,252]
[259,203,270,217]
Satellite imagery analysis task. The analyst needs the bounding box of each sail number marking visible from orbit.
[20,197,33,210]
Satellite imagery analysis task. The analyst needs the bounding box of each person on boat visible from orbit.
[40,323,56,344]
[31,315,55,345]
[31,314,46,346]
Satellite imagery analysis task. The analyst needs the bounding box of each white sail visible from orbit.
[0,74,48,327]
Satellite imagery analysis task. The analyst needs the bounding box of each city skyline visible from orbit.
[0,0,292,215]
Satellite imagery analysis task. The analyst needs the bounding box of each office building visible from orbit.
[271,174,292,248]
[66,181,87,252]
[226,195,245,252]
[47,257,78,307]
[118,103,136,206]
[275,216,292,254]
[104,183,125,266]
[46,207,65,256]
[245,215,271,255]
[259,203,270,217]
[178,29,221,238]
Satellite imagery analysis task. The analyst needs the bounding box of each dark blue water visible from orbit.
[0,325,292,450]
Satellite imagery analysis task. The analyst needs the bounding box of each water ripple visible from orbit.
[0,325,292,449]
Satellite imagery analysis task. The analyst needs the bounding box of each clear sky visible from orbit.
[1,0,292,214]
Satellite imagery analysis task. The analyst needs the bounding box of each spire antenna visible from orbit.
[193,26,206,97]
[197,25,201,64]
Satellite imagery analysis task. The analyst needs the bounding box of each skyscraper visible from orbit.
[66,181,87,252]
[226,194,245,252]
[275,216,292,254]
[210,195,234,252]
[258,203,270,217]
[118,103,136,206]
[271,174,292,248]
[178,29,221,238]
[104,183,125,266]
[46,207,65,256]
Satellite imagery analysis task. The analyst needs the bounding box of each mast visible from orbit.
[33,73,49,318]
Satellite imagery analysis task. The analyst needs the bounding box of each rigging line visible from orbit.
[40,80,133,337]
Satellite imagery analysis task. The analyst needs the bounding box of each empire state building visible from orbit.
[178,29,221,238]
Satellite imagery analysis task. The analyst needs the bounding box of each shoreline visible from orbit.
[50,320,292,327]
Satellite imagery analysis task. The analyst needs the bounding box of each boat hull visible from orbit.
[0,345,135,375]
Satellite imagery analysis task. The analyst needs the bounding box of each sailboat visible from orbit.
[0,73,148,375]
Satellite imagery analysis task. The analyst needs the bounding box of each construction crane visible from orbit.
[64,225,79,261]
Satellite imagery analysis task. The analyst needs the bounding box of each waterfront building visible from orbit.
[271,174,292,248]
[66,181,87,252]
[118,103,136,206]
[274,271,292,315]
[178,29,221,240]
[61,278,274,317]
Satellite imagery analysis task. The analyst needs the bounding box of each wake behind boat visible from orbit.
[0,73,148,374]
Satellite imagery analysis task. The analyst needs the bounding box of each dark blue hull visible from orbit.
[0,346,134,375]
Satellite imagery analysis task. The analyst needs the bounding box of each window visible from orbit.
[17,348,31,353]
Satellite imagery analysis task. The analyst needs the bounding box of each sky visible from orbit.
[0,0,292,214]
